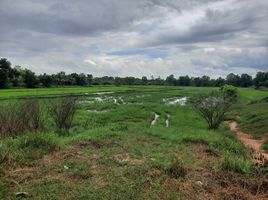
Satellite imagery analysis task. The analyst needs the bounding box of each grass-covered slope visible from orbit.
[0,87,267,199]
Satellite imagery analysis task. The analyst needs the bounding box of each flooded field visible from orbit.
[0,86,267,199]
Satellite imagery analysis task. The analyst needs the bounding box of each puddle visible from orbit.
[163,97,187,106]
[92,92,114,95]
[165,114,171,128]
[136,94,151,98]
[87,109,109,113]
[151,113,159,127]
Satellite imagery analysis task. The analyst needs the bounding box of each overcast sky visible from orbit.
[0,0,267,78]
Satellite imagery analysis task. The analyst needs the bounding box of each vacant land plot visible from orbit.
[0,86,267,200]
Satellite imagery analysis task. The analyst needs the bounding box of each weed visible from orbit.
[220,152,252,175]
[165,158,187,179]
[64,160,91,180]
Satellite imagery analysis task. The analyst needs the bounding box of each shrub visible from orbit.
[220,84,238,101]
[0,99,44,138]
[50,97,77,133]
[192,91,235,129]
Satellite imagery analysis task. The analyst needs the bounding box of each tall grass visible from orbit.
[50,97,77,134]
[0,99,44,138]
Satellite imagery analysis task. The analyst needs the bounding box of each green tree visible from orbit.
[240,74,253,87]
[166,74,176,86]
[254,72,268,88]
[23,69,38,88]
[226,73,241,86]
[0,58,12,88]
[39,73,52,87]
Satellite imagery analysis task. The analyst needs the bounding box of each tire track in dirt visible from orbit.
[228,121,268,166]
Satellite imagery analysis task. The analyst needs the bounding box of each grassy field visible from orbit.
[0,86,173,98]
[0,86,267,199]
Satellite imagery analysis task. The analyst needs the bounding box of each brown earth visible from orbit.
[229,121,268,166]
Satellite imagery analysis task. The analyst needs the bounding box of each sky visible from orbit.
[0,0,267,78]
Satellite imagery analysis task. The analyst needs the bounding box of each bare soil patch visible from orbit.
[229,121,268,166]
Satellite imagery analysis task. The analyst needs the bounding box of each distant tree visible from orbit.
[178,76,190,86]
[55,71,66,86]
[23,69,38,88]
[239,74,252,87]
[76,73,87,86]
[254,72,268,88]
[39,73,52,87]
[0,58,12,88]
[114,77,122,86]
[192,77,202,87]
[142,76,148,85]
[200,75,210,86]
[226,73,241,87]
[124,77,136,85]
[9,66,22,87]
[87,74,93,85]
[166,74,176,86]
[215,77,226,87]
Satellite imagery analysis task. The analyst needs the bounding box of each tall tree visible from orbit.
[166,74,176,86]
[226,73,241,86]
[0,58,12,88]
[254,72,268,88]
[240,74,253,87]
[39,73,52,87]
[23,69,38,88]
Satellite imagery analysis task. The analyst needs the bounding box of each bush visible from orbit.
[192,91,235,129]
[220,84,238,101]
[50,97,77,133]
[0,99,44,138]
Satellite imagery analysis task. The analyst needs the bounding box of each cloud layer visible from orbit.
[0,0,267,78]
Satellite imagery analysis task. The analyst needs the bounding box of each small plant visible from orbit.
[192,91,235,129]
[165,158,187,179]
[50,97,77,133]
[262,140,268,151]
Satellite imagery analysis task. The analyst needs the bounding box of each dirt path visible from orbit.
[229,121,268,165]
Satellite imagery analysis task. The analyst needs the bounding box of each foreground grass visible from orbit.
[0,86,267,199]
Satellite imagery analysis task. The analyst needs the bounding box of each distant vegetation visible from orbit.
[1,58,268,89]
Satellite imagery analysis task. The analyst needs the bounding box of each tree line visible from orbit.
[0,58,267,89]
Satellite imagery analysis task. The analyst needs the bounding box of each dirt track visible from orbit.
[229,121,268,161]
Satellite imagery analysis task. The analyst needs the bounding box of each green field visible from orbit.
[0,86,172,98]
[0,86,267,199]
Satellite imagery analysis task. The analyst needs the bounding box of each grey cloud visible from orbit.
[0,0,267,77]
[142,2,268,47]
